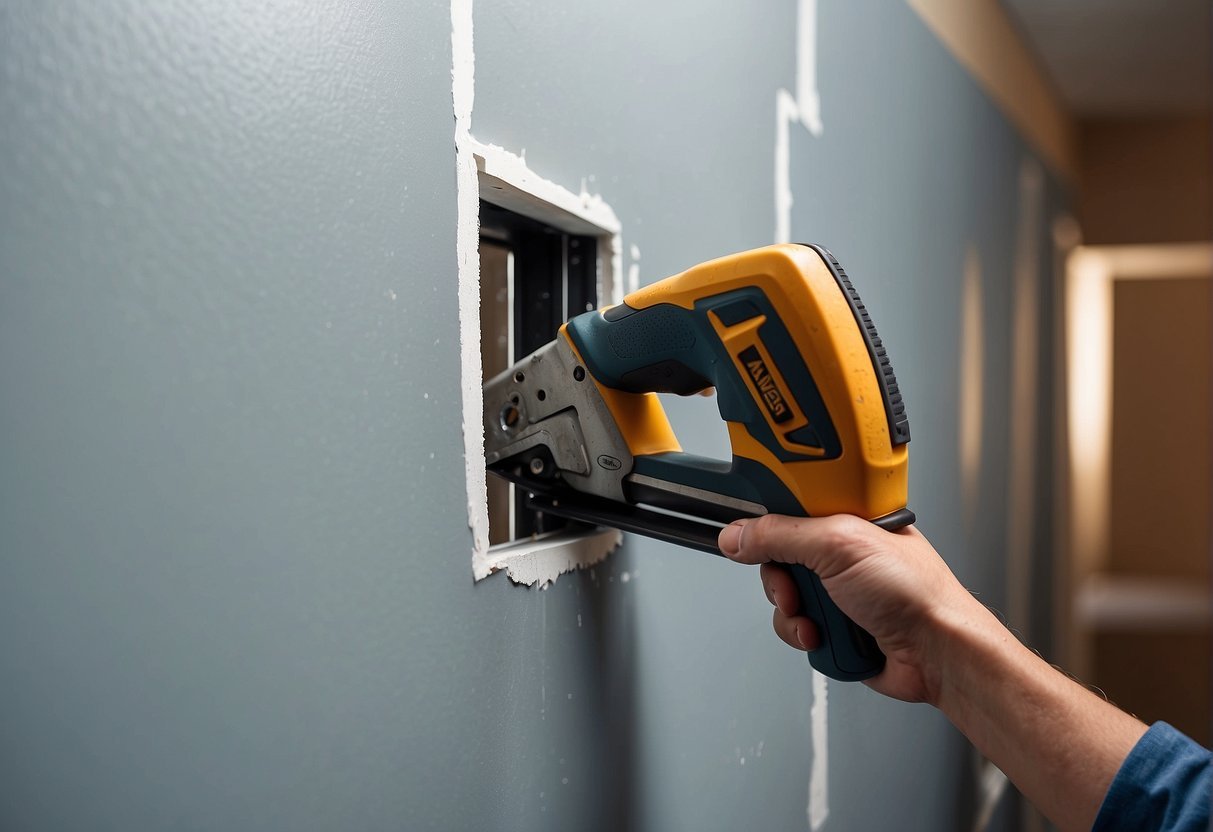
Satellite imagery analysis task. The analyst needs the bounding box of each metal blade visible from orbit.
[526,489,727,557]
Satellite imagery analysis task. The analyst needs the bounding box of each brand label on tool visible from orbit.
[739,345,793,424]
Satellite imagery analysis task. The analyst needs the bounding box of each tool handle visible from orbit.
[780,505,912,681]
[786,564,884,681]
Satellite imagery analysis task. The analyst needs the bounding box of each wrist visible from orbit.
[919,593,1022,711]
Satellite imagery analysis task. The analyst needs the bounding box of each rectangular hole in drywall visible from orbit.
[465,141,624,584]
[478,200,600,546]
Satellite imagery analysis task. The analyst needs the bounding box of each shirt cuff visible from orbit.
[1093,721,1212,832]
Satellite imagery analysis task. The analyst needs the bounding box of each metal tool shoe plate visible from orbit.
[483,337,634,502]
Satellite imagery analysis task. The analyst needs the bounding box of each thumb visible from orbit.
[718,514,874,578]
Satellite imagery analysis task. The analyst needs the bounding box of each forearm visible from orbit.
[928,600,1147,832]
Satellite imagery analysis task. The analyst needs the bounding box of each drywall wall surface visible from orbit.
[0,1,1063,831]
[0,2,632,830]
[472,1,1066,830]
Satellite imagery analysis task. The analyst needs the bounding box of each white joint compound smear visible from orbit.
[775,0,823,245]
[808,673,829,830]
[452,0,624,586]
[627,244,641,295]
[795,0,824,137]
[452,0,489,570]
[775,2,830,828]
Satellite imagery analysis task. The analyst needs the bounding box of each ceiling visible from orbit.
[1002,0,1211,116]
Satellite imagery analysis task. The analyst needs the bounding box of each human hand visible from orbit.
[718,515,986,704]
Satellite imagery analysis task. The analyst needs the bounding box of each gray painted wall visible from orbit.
[1,1,1063,830]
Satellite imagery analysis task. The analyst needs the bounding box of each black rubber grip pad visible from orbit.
[803,244,910,446]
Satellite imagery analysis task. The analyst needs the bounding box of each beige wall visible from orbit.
[1079,115,1212,245]
[1099,275,1212,743]
[1109,277,1212,579]
[1095,630,1211,745]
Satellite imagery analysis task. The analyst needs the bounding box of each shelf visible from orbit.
[1075,574,1212,631]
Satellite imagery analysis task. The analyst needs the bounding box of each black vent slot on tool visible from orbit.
[803,244,910,445]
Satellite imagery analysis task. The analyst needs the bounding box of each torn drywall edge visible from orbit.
[472,137,624,310]
[479,527,623,589]
[466,140,624,583]
[474,140,621,237]
[608,233,624,306]
[452,0,491,570]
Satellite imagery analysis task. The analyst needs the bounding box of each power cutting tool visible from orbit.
[483,243,913,681]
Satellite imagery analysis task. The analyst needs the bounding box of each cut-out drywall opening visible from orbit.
[464,140,626,587]
[479,200,598,545]
[452,0,626,589]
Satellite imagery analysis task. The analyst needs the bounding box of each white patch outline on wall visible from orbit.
[452,0,624,588]
[627,244,641,295]
[775,0,823,247]
[772,2,829,829]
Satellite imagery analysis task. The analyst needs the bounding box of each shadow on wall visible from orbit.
[580,564,642,829]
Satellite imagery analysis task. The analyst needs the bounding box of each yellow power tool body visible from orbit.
[483,244,913,681]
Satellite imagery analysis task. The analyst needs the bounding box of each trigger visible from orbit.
[618,359,712,396]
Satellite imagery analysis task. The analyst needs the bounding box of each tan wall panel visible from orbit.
[1109,277,1212,579]
[1080,116,1213,245]
[1094,630,1211,745]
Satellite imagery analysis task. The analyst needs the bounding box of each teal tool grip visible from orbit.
[786,563,884,681]
[566,291,842,511]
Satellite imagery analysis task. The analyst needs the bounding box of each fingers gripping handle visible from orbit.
[782,510,914,681]
[786,564,885,681]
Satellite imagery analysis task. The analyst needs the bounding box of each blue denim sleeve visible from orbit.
[1093,722,1212,832]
